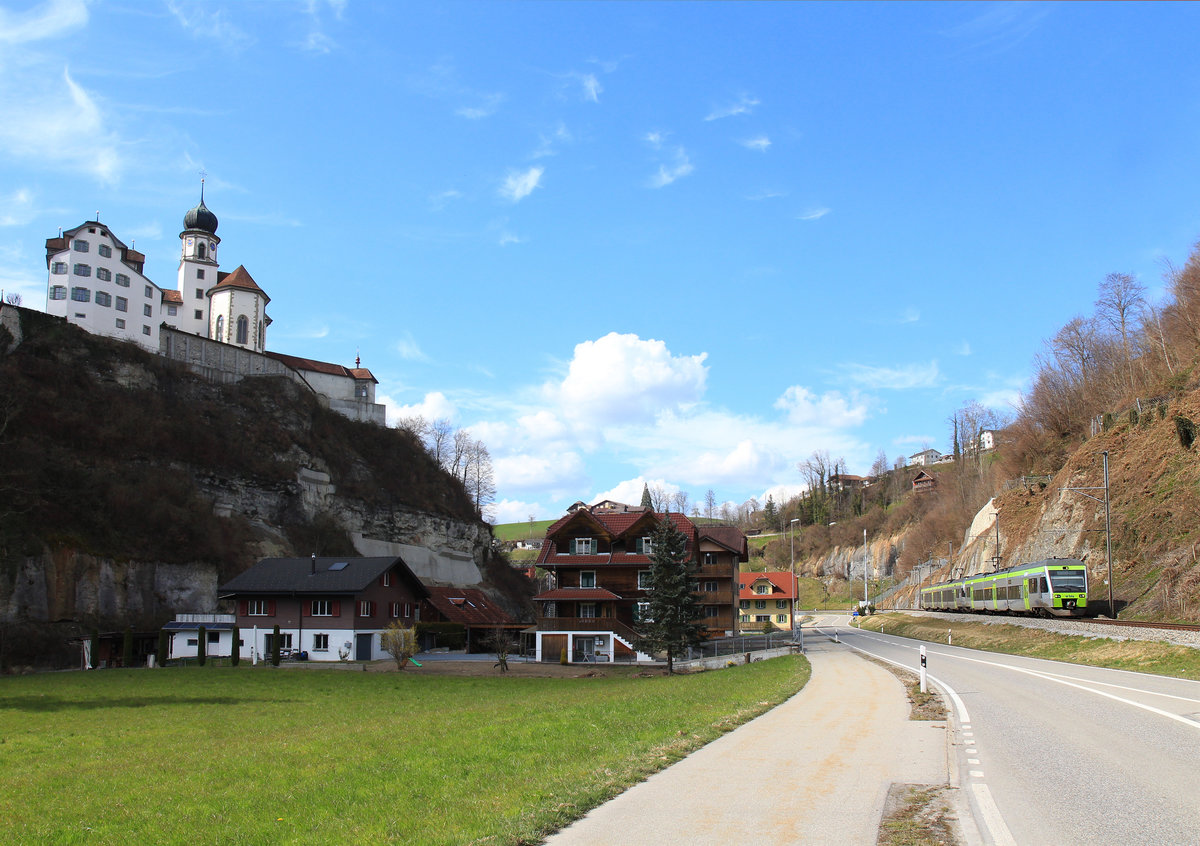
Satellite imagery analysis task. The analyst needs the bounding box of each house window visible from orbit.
[634,601,651,622]
[704,606,719,618]
[195,288,203,299]
[194,309,203,320]
[312,634,329,651]
[389,602,401,617]
[740,614,749,623]
[197,242,206,260]
[95,291,111,307]
[579,602,597,618]
[142,326,151,336]
[704,552,718,566]
[114,318,125,329]
[635,537,653,555]
[115,296,128,312]
[115,273,130,287]
[98,244,112,258]
[580,571,596,589]
[50,286,66,300]
[755,600,766,610]
[776,614,788,623]
[755,615,769,623]
[776,600,788,609]
[145,285,153,298]
[571,538,593,555]
[208,630,220,644]
[70,287,90,302]
[73,239,88,252]
[403,602,412,618]
[382,573,392,587]
[248,600,269,616]
[739,600,749,609]
[96,267,111,281]
[167,305,178,316]
[187,638,198,647]
[215,315,224,340]
[311,600,332,616]
[51,262,67,274]
[197,269,205,279]
[704,581,718,592]
[236,315,249,344]
[358,601,374,617]
[143,304,152,317]
[73,264,91,277]
[265,632,293,653]
[637,570,652,590]
[755,584,770,594]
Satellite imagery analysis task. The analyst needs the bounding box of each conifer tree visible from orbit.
[635,514,705,673]
[640,483,653,509]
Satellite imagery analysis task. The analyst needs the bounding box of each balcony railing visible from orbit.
[536,616,640,643]
[173,613,235,624]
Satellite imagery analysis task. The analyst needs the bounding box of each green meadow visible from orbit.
[0,657,809,845]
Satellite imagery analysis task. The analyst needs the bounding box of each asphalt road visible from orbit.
[819,617,1200,846]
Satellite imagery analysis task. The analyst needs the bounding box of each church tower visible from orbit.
[177,180,220,338]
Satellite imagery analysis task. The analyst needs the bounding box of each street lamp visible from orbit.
[863,527,869,606]
[790,518,799,638]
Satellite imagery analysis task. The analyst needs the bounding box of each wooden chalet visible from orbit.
[912,470,938,494]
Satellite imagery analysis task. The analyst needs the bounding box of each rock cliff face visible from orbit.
[0,306,520,666]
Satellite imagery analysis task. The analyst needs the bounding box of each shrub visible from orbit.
[1102,412,1115,431]
[1129,408,1139,426]
[380,621,419,669]
[197,626,207,667]
[230,626,240,667]
[1175,416,1196,450]
[560,646,568,665]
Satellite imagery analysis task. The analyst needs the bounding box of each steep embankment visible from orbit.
[0,307,529,665]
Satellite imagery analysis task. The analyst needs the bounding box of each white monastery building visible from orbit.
[43,185,385,424]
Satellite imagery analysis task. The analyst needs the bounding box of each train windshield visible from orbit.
[1049,570,1086,592]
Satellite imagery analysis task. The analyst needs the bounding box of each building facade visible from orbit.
[738,571,798,632]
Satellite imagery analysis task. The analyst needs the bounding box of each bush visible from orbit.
[1175,416,1196,450]
[197,626,207,667]
[380,621,419,669]
[1129,408,1139,426]
[230,625,240,667]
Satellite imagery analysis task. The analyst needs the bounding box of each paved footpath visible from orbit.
[545,635,962,845]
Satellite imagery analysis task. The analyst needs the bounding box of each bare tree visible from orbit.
[1095,272,1146,390]
[671,490,690,515]
[649,484,671,512]
[870,449,889,479]
[4,293,21,306]
[704,489,717,520]
[464,439,496,519]
[427,418,454,465]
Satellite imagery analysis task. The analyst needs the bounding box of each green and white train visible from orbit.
[919,558,1089,617]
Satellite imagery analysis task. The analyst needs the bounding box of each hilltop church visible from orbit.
[43,185,385,424]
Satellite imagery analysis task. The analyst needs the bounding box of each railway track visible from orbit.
[1088,618,1200,633]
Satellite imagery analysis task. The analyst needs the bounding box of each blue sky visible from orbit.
[4,1,1200,523]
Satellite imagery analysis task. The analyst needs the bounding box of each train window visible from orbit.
[1049,570,1086,592]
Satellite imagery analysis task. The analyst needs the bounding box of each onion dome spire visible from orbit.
[183,178,218,234]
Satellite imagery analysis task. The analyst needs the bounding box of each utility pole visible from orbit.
[1063,450,1116,618]
[790,518,799,639]
[863,527,869,605]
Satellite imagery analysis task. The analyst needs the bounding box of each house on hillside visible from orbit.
[219,555,429,661]
[912,470,938,494]
[421,586,521,651]
[738,571,798,632]
[979,429,1000,452]
[829,473,867,492]
[908,448,943,466]
[532,503,746,663]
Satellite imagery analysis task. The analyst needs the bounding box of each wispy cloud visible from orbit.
[705,93,759,121]
[166,0,254,51]
[740,136,771,152]
[797,207,830,221]
[957,341,972,356]
[429,189,462,211]
[0,189,37,226]
[580,73,602,103]
[896,307,920,324]
[456,93,505,119]
[394,331,429,362]
[499,166,544,202]
[648,147,693,189]
[644,130,668,150]
[0,0,88,45]
[747,189,787,201]
[941,3,1052,55]
[532,122,573,158]
[410,59,504,119]
[498,232,523,247]
[843,360,941,390]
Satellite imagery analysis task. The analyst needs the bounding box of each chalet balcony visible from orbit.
[536,616,640,642]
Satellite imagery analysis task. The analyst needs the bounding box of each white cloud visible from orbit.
[774,386,869,427]
[747,189,786,201]
[592,477,680,507]
[532,122,573,158]
[393,331,428,361]
[387,390,458,425]
[490,498,551,525]
[896,307,921,324]
[429,189,462,211]
[499,166,544,202]
[0,189,36,226]
[649,147,693,188]
[0,0,87,45]
[705,93,760,121]
[456,93,505,119]
[556,332,708,427]
[498,232,523,247]
[166,0,254,51]
[741,136,771,152]
[494,451,586,491]
[644,130,667,149]
[957,340,972,356]
[797,207,830,221]
[580,73,602,102]
[843,361,941,390]
[759,483,805,508]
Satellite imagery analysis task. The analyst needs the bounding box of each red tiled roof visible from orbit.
[348,367,377,383]
[209,265,270,302]
[738,571,796,600]
[533,588,622,601]
[423,586,515,626]
[265,350,354,378]
[700,526,749,557]
[162,290,183,304]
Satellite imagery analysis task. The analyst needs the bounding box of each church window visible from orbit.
[143,304,152,317]
[50,286,66,300]
[195,288,203,299]
[196,268,205,279]
[72,239,88,252]
[115,297,128,312]
[98,244,112,258]
[73,264,90,277]
[197,242,206,260]
[115,273,130,287]
[258,323,264,349]
[167,305,178,316]
[142,326,151,336]
[194,309,202,320]
[115,318,125,329]
[236,315,249,345]
[51,262,67,274]
[215,315,224,340]
[96,268,111,282]
[144,285,153,298]
[95,292,111,307]
[70,287,90,302]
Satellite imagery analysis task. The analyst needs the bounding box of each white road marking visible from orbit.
[968,758,980,764]
[971,783,1018,846]
[969,770,985,778]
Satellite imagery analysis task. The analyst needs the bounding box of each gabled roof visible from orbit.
[423,586,515,626]
[264,350,375,383]
[162,290,183,305]
[700,526,749,558]
[219,556,429,598]
[738,571,796,600]
[538,510,697,565]
[208,265,270,302]
[533,587,623,601]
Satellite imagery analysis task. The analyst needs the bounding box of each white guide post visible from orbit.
[919,644,927,693]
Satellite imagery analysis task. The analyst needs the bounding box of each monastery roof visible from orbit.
[264,350,377,382]
[423,586,515,626]
[208,265,269,302]
[162,290,183,305]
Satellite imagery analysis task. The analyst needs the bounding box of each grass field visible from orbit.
[857,613,1200,680]
[491,520,554,542]
[0,657,810,845]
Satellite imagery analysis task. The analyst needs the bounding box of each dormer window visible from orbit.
[570,538,593,555]
[755,584,770,594]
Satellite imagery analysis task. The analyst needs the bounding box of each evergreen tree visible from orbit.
[197,625,207,666]
[635,515,705,673]
[640,483,653,509]
[764,495,777,526]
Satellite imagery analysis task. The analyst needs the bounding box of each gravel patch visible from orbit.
[904,610,1200,650]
